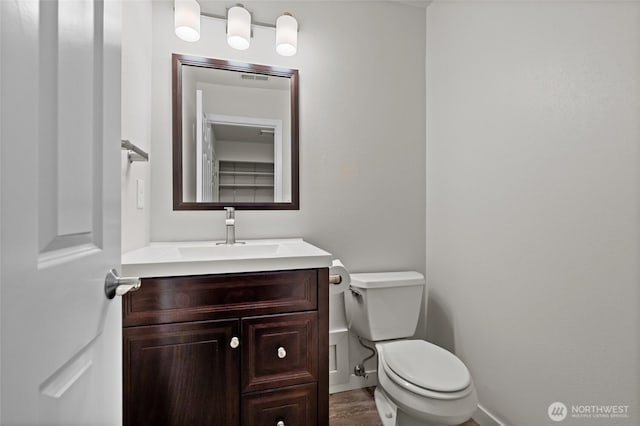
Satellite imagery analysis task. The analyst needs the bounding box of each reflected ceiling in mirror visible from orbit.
[172,54,299,210]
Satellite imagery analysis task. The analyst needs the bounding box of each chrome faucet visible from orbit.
[224,207,236,245]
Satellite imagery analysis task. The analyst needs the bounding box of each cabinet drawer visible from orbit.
[242,312,318,393]
[123,269,317,327]
[241,383,317,426]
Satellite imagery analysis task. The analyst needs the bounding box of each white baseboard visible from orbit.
[329,370,378,394]
[474,404,506,426]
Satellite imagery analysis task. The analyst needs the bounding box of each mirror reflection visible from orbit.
[172,55,299,210]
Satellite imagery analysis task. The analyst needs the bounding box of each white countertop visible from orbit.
[121,238,333,278]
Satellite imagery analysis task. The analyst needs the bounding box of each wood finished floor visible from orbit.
[329,387,479,426]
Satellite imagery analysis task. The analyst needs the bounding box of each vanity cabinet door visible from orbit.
[241,383,317,426]
[123,320,240,426]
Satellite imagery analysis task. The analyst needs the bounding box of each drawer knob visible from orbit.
[276,421,285,426]
[230,336,240,349]
[277,346,287,359]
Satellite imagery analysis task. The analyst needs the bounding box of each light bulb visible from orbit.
[227,5,251,50]
[276,13,297,56]
[174,0,200,42]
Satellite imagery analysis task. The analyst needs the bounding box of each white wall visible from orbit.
[121,0,152,253]
[198,82,289,125]
[426,1,639,424]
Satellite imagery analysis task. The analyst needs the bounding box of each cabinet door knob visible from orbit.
[277,346,287,359]
[276,421,285,426]
[230,336,240,349]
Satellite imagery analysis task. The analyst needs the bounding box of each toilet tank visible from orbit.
[344,271,425,341]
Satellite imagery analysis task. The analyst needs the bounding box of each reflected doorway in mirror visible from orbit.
[194,109,284,204]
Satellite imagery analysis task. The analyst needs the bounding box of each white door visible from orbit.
[1,1,122,425]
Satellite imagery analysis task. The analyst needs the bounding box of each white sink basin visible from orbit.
[177,243,279,259]
[122,238,332,278]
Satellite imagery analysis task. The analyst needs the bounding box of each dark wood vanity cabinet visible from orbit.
[123,268,329,426]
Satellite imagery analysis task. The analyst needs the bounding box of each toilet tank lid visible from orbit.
[350,271,425,289]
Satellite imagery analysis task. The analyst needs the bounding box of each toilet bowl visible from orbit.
[375,340,478,426]
[344,272,478,426]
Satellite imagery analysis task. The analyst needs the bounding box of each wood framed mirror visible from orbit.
[172,54,299,210]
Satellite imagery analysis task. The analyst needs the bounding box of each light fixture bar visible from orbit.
[202,12,274,30]
[200,12,298,31]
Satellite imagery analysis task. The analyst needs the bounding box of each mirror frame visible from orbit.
[172,53,299,210]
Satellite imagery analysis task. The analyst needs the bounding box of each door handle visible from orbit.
[104,269,141,299]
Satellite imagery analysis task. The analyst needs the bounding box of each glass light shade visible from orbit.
[174,0,200,42]
[227,6,251,50]
[276,14,297,56]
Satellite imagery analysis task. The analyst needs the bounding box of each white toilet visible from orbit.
[344,272,478,426]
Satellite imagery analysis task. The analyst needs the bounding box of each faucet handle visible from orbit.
[224,207,235,226]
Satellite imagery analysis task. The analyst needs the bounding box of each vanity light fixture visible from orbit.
[174,0,201,42]
[174,1,299,56]
[227,4,251,50]
[276,13,298,56]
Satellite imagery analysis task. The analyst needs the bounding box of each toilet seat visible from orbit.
[380,340,473,400]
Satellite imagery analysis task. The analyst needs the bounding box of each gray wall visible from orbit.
[121,0,152,253]
[150,0,426,275]
[426,1,640,424]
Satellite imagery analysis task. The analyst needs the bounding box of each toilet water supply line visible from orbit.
[354,336,376,379]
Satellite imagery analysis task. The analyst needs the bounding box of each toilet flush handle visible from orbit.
[349,287,363,298]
